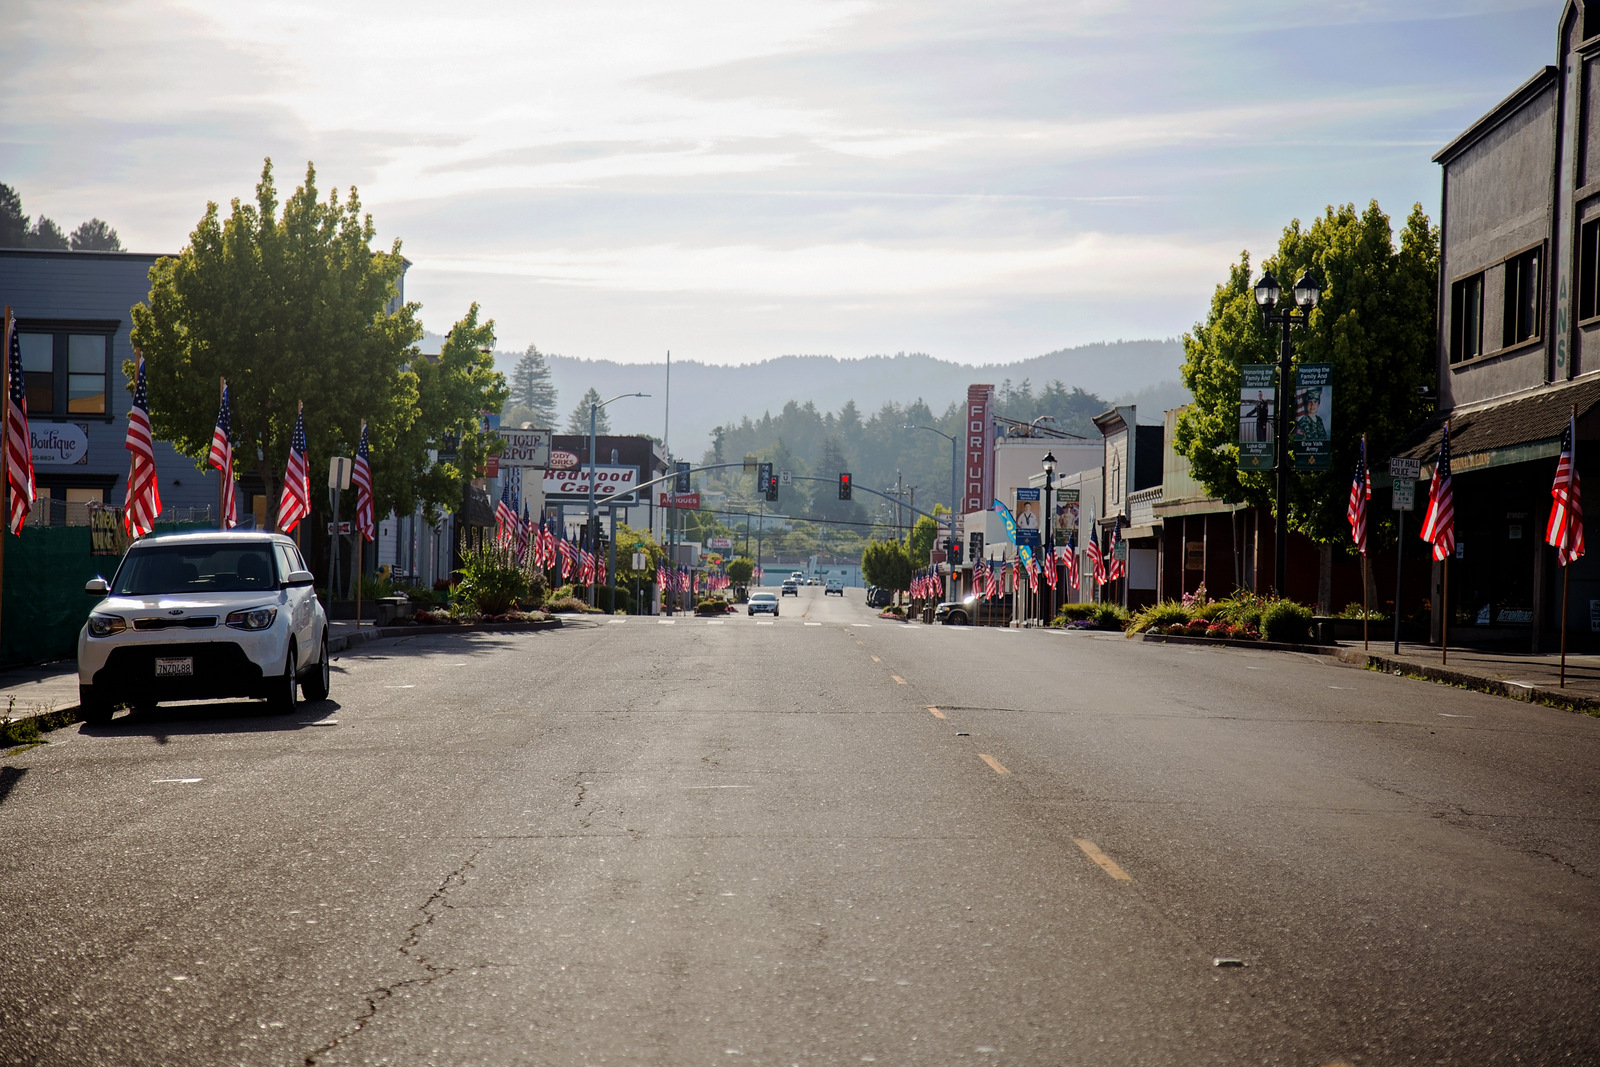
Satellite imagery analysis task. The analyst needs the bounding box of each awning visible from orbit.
[1123,524,1159,541]
[1399,375,1600,477]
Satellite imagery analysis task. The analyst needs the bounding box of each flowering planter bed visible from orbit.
[1137,631,1338,656]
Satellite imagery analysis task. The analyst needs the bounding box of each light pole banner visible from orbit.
[1292,363,1333,470]
[994,498,1033,567]
[1238,365,1276,471]
[1013,487,1041,550]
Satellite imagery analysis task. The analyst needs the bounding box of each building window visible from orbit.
[1502,247,1542,347]
[1450,273,1484,363]
[1582,219,1600,322]
[14,326,111,417]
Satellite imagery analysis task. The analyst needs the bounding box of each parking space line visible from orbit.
[977,754,1009,775]
[1073,838,1132,881]
[927,706,945,719]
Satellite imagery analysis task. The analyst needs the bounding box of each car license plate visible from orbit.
[154,656,194,677]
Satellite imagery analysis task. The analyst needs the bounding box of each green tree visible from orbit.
[70,219,122,251]
[1173,200,1437,550]
[726,557,754,584]
[567,387,611,435]
[411,305,508,521]
[26,216,67,249]
[909,511,941,565]
[0,184,28,247]
[860,538,912,601]
[131,158,431,522]
[508,343,559,428]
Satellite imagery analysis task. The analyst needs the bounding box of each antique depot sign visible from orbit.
[499,428,552,468]
[543,464,640,502]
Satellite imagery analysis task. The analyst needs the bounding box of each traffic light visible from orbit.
[759,462,776,501]
[948,538,962,564]
[838,472,852,500]
[674,461,691,493]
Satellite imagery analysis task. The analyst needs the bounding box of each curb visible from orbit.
[329,617,563,653]
[1137,632,1340,656]
[1337,649,1600,714]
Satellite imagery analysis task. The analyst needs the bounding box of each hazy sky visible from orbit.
[2,0,1556,366]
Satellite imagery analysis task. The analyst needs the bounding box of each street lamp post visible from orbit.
[1253,269,1321,597]
[588,392,650,606]
[908,424,959,602]
[1042,450,1056,623]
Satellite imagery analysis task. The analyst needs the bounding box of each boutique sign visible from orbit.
[32,423,89,466]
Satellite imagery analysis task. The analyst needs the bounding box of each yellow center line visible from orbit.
[891,675,906,685]
[978,753,1010,775]
[871,655,881,662]
[1073,838,1132,881]
[927,706,945,719]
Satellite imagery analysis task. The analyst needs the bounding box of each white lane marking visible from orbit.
[1328,685,1353,690]
[683,785,751,790]
[1439,712,1472,718]
[757,621,775,626]
[805,622,822,626]
[298,720,339,726]
[853,624,872,628]
[385,685,415,689]
[657,619,676,625]
[1245,666,1264,670]
[153,778,202,784]
[707,621,725,625]
[607,619,626,624]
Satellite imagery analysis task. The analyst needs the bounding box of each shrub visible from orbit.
[545,595,596,613]
[1183,618,1212,636]
[593,584,632,613]
[1092,603,1129,630]
[1193,600,1230,622]
[1127,600,1192,635]
[1054,602,1099,623]
[1333,602,1388,621]
[454,535,528,616]
[1205,622,1235,638]
[1260,600,1313,643]
[695,598,725,614]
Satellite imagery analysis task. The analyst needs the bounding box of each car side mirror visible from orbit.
[283,569,315,588]
[85,577,110,596]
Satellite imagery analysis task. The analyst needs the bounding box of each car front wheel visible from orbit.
[300,632,331,702]
[78,684,112,725]
[269,644,299,714]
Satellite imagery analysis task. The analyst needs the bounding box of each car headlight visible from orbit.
[87,613,126,637]
[226,607,279,631]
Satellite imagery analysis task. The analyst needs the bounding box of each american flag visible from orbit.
[559,534,576,579]
[1420,423,1455,562]
[580,547,595,586]
[1547,412,1585,566]
[539,518,554,569]
[1086,533,1106,586]
[1106,524,1125,581]
[1063,541,1079,590]
[208,381,237,529]
[657,563,668,590]
[122,355,162,537]
[973,558,986,596]
[1025,554,1039,593]
[4,317,33,535]
[353,422,375,542]
[985,562,999,598]
[495,481,516,542]
[276,406,310,534]
[1044,550,1058,590]
[1346,437,1369,555]
[515,502,531,564]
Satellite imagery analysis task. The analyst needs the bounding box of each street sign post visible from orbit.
[1388,457,1420,656]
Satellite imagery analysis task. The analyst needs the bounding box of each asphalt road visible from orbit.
[2,587,1598,1066]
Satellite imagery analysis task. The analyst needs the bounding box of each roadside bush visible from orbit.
[1127,600,1191,635]
[695,598,725,615]
[546,595,601,614]
[1333,602,1387,621]
[1092,603,1129,630]
[455,535,528,616]
[593,585,632,613]
[1260,600,1313,643]
[1054,602,1098,624]
[1193,600,1230,622]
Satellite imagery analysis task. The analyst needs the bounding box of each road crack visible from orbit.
[303,848,483,1064]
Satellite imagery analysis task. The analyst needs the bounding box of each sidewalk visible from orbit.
[1335,638,1600,713]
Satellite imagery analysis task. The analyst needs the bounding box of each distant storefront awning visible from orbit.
[1400,375,1600,477]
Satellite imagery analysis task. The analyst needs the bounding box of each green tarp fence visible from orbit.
[1,521,210,670]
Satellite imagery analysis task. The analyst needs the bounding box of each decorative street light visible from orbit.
[1254,268,1321,596]
[588,392,650,606]
[907,423,960,602]
[1042,450,1056,623]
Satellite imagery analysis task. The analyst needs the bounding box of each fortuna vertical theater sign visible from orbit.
[965,383,995,514]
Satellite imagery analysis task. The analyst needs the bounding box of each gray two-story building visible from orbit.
[0,248,219,525]
[1402,1,1600,649]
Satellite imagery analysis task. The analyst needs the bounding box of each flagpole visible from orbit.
[294,400,303,554]
[1441,554,1449,666]
[356,419,365,632]
[0,307,11,656]
[1362,433,1369,651]
[1559,402,1578,687]
[217,378,226,530]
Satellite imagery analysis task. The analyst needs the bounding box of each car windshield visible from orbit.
[752,593,776,601]
[113,543,279,595]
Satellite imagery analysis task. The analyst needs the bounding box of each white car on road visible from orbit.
[76,531,331,722]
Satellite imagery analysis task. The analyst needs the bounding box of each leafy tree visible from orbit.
[860,539,913,601]
[0,185,26,247]
[131,158,433,523]
[508,343,559,427]
[1173,200,1437,550]
[567,387,611,435]
[70,218,121,251]
[909,513,939,566]
[26,216,67,249]
[411,305,508,522]
[726,557,754,584]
